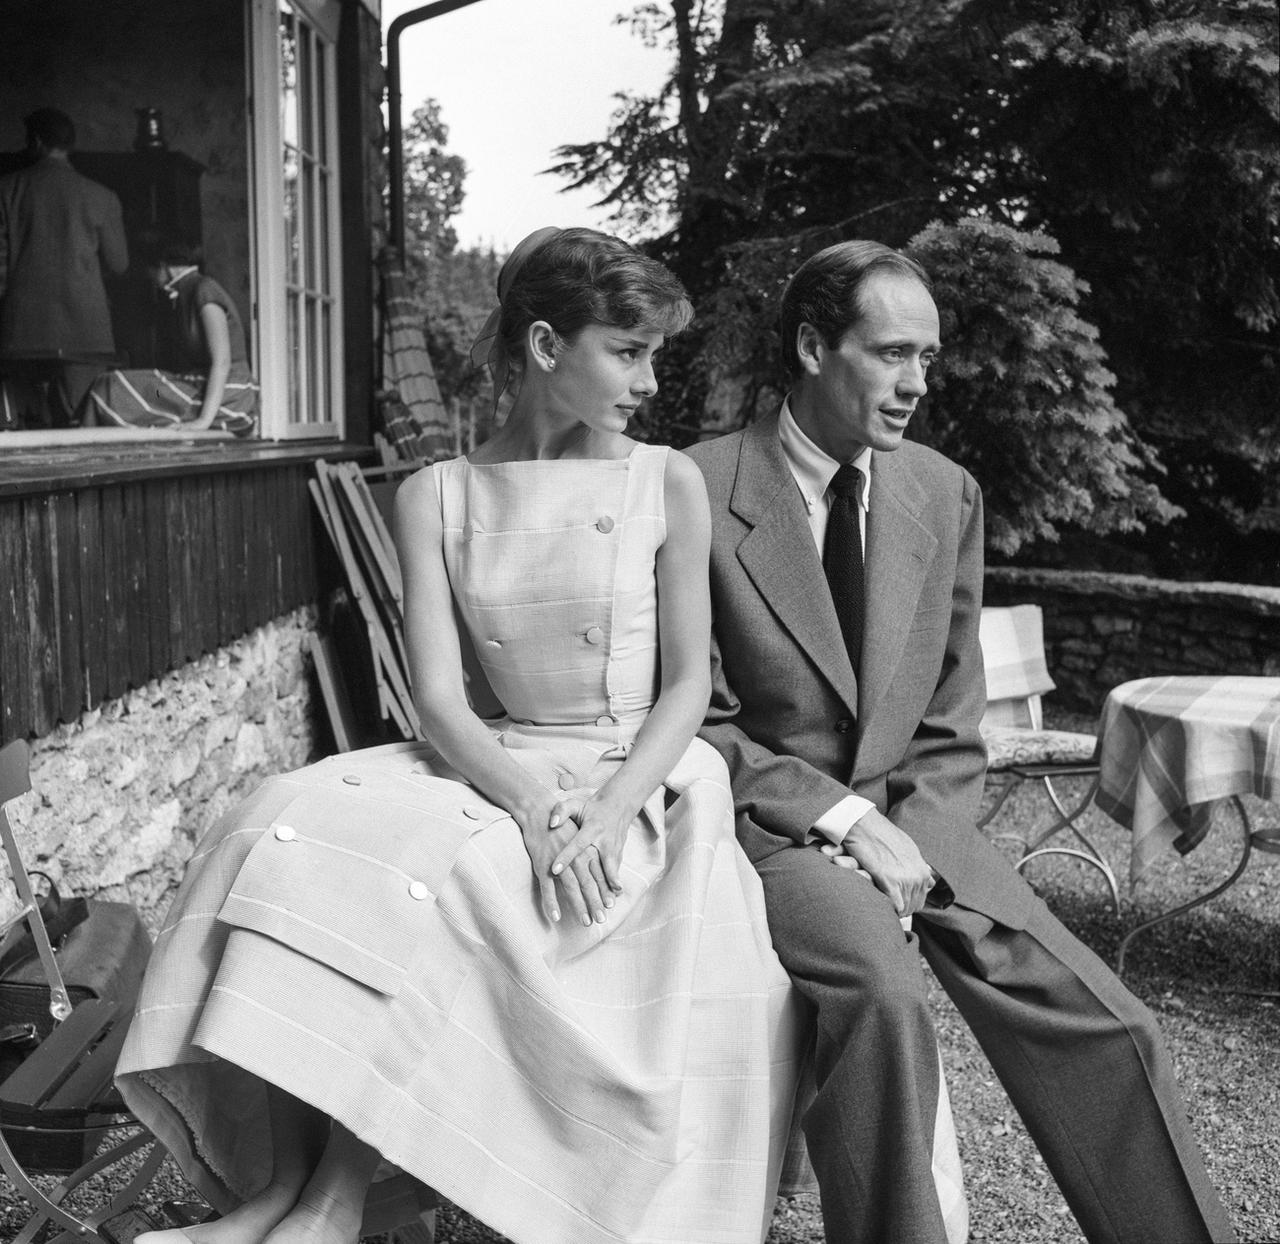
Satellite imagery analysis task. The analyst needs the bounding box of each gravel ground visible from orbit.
[4,717,1277,1242]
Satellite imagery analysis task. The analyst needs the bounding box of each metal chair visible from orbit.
[977,605,1119,910]
[0,738,167,1244]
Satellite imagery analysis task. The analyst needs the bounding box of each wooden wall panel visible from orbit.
[0,501,31,742]
[76,488,107,710]
[122,483,152,690]
[99,485,129,703]
[0,463,323,747]
[24,498,60,735]
[53,492,85,726]
[143,481,170,676]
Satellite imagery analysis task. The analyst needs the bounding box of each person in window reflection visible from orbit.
[84,234,258,436]
[0,106,128,425]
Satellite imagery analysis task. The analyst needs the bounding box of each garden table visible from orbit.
[1092,675,1280,973]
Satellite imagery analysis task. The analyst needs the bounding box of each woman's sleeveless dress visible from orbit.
[116,446,810,1243]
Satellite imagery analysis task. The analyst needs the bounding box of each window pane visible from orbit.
[304,157,318,288]
[288,290,302,424]
[319,168,331,288]
[299,25,315,157]
[316,42,329,163]
[279,8,298,151]
[307,296,321,423]
[283,145,300,285]
[321,301,332,416]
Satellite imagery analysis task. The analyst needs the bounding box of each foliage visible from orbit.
[554,0,1280,574]
[399,100,503,407]
[906,219,1180,554]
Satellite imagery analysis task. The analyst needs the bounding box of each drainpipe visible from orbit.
[387,0,488,259]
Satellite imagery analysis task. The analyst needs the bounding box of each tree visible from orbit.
[400,100,503,409]
[554,0,1279,575]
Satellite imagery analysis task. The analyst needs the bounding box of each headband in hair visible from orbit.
[470,225,564,400]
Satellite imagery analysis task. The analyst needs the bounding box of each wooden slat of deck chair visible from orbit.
[312,464,420,739]
[308,632,360,753]
[332,463,406,642]
[316,462,407,669]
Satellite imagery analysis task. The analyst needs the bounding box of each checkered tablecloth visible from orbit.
[1094,675,1280,882]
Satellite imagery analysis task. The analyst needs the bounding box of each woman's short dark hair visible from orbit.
[497,227,693,365]
[24,108,76,151]
[137,231,204,269]
[779,241,932,377]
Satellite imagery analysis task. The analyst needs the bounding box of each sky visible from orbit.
[383,0,670,253]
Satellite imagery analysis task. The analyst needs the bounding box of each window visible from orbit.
[249,0,344,439]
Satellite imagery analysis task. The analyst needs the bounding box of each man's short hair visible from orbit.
[779,241,932,377]
[24,108,76,151]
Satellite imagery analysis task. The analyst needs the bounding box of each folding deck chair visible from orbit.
[0,738,167,1244]
[978,605,1120,910]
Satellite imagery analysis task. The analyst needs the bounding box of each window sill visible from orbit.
[0,434,372,497]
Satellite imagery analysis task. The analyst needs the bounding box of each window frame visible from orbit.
[248,0,345,441]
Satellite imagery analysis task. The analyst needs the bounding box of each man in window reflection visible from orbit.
[84,233,258,436]
[0,107,128,426]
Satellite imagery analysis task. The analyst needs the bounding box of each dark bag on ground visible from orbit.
[0,893,152,1170]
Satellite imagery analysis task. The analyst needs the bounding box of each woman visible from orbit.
[119,227,810,1244]
[83,235,257,435]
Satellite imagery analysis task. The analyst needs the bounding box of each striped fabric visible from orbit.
[1094,675,1280,881]
[117,446,807,1243]
[87,366,257,436]
[379,257,452,461]
[979,605,1056,726]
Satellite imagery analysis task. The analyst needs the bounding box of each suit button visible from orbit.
[557,773,575,791]
[462,805,481,820]
[342,773,362,785]
[486,639,502,649]
[585,626,604,645]
[462,522,475,542]
[274,825,297,842]
[595,714,615,726]
[834,718,854,734]
[596,515,615,533]
[408,881,430,901]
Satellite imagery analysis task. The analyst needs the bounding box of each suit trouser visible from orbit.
[755,845,1235,1244]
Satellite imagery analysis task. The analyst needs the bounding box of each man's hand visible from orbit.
[831,808,934,917]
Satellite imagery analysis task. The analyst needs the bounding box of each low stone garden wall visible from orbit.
[985,567,1280,713]
[3,608,319,928]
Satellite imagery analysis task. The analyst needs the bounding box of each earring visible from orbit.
[547,360,556,371]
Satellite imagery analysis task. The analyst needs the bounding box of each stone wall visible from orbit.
[985,567,1280,712]
[3,609,318,929]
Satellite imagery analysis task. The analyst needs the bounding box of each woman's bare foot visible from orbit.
[261,1123,380,1244]
[260,1184,365,1244]
[136,1176,301,1244]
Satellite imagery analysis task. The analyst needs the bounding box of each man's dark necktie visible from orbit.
[823,464,865,667]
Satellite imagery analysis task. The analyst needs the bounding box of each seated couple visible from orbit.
[119,229,1233,1244]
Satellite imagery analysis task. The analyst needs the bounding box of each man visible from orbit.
[686,241,1233,1243]
[0,107,127,424]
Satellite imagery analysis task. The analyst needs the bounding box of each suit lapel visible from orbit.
[859,449,937,737]
[731,415,860,715]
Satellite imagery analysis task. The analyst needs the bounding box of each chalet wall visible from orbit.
[2,608,317,927]
[0,452,325,748]
[985,567,1280,712]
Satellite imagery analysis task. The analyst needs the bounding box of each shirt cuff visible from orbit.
[806,794,877,847]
